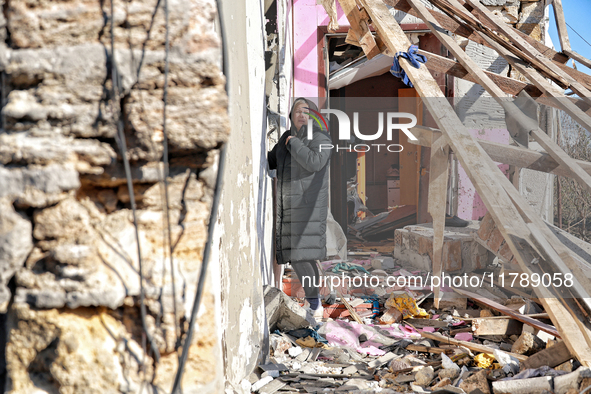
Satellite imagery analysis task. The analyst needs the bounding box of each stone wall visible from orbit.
[0,0,228,392]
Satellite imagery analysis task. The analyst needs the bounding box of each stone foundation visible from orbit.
[394,223,493,273]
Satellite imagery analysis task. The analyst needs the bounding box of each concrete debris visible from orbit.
[264,285,316,331]
[511,331,546,355]
[492,376,553,394]
[459,369,491,394]
[414,365,435,386]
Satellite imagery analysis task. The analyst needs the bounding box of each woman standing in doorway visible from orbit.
[268,98,332,319]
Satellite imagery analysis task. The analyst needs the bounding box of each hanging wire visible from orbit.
[170,0,229,390]
[160,0,180,348]
[109,0,160,364]
[565,21,591,49]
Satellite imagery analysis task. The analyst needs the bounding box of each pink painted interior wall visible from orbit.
[293,0,350,98]
[456,129,510,220]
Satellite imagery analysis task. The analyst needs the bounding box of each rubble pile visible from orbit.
[257,250,589,394]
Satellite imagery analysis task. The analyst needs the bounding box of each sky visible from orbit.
[547,0,591,74]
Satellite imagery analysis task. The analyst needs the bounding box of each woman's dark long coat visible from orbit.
[268,122,332,264]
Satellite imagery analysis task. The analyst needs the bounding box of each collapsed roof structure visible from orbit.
[326,0,591,367]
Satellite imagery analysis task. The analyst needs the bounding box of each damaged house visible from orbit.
[1,0,591,393]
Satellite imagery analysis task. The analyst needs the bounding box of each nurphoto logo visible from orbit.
[306,108,418,153]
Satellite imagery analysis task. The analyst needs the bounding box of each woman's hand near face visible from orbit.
[286,136,294,145]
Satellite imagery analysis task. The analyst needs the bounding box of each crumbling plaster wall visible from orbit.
[215,0,277,392]
[454,0,553,221]
[0,0,228,392]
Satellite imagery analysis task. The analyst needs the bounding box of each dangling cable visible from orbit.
[109,0,160,364]
[170,0,229,390]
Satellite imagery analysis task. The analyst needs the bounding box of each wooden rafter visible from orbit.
[382,0,591,92]
[551,0,570,52]
[408,125,591,179]
[418,49,591,118]
[465,0,591,104]
[340,0,381,59]
[427,128,449,309]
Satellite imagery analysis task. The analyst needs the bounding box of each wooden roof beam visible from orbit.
[382,0,591,91]
[409,125,591,179]
[465,0,591,104]
[551,0,571,52]
[419,49,591,118]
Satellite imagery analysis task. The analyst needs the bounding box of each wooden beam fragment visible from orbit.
[406,344,451,354]
[465,0,591,103]
[419,331,528,361]
[531,127,591,196]
[462,313,550,321]
[416,52,591,117]
[453,288,560,338]
[551,0,571,52]
[408,125,591,179]
[427,119,449,309]
[338,291,363,324]
[382,0,570,64]
[521,340,573,369]
[476,31,591,139]
[473,318,523,336]
[564,50,591,70]
[384,0,591,92]
[340,0,381,59]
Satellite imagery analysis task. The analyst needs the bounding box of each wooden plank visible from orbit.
[406,344,451,354]
[340,0,381,59]
[531,127,591,196]
[465,0,591,103]
[399,89,422,209]
[522,340,573,369]
[463,313,550,321]
[565,50,591,70]
[551,0,571,52]
[476,32,591,145]
[383,0,591,92]
[419,331,528,361]
[408,125,591,179]
[338,291,363,324]
[431,0,569,88]
[406,0,506,101]
[354,0,591,367]
[419,50,591,117]
[382,0,569,63]
[427,128,449,309]
[421,49,539,98]
[453,288,560,338]
[472,318,523,336]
